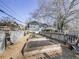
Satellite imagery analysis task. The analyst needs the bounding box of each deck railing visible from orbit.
[40,31,79,45]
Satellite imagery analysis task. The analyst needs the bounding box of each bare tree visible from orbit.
[32,0,79,32]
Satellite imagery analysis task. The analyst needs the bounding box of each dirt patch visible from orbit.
[0,34,31,59]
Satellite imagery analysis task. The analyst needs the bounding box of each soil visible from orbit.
[0,34,30,59]
[0,34,78,59]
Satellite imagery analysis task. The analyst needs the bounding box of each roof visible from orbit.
[40,23,48,27]
[28,21,40,25]
[27,21,49,27]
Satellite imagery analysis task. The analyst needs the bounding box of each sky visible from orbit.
[0,0,38,24]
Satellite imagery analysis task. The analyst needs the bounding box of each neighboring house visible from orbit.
[40,24,49,29]
[42,27,57,33]
[26,21,48,33]
[68,30,79,35]
[0,26,10,31]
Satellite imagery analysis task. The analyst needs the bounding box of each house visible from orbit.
[0,26,11,31]
[26,21,48,33]
[40,23,49,29]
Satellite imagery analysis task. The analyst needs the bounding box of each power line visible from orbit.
[0,0,24,20]
[0,9,25,24]
[0,2,14,16]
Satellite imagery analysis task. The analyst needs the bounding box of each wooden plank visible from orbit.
[24,44,62,57]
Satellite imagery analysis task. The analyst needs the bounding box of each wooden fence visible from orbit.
[40,31,79,45]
